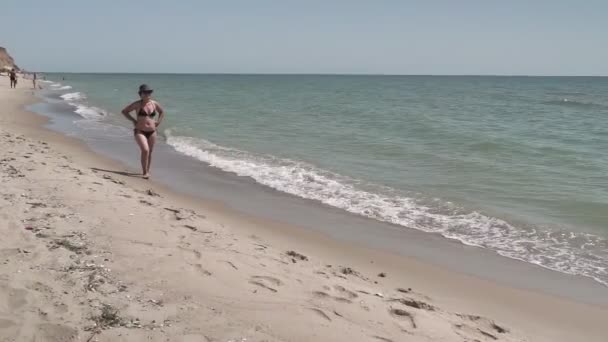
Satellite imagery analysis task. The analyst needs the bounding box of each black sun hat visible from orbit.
[139,84,153,93]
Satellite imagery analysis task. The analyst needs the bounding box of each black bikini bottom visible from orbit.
[134,129,156,139]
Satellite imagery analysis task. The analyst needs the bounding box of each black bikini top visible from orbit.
[137,100,158,118]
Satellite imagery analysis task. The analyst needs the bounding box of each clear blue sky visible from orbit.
[1,0,607,75]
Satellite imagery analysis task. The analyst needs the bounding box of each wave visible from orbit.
[165,131,608,287]
[73,104,108,119]
[60,92,86,102]
[58,92,107,119]
[49,83,72,90]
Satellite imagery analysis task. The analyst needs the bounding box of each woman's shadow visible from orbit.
[90,167,141,178]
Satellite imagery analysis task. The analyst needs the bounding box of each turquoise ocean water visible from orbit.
[40,74,608,286]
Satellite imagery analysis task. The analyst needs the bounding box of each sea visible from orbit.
[36,74,608,288]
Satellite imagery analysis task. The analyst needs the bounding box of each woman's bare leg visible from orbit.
[146,132,157,176]
[134,132,150,178]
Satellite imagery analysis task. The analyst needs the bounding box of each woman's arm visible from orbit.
[121,102,137,124]
[155,102,165,127]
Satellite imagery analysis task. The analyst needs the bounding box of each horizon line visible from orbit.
[36,71,608,77]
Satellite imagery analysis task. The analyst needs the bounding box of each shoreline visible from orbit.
[32,80,608,301]
[40,73,608,291]
[1,78,607,341]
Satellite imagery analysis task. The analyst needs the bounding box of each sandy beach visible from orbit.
[0,76,607,341]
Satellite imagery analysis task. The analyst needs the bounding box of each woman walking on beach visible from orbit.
[121,84,165,179]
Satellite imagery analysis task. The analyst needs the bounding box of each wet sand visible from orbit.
[1,77,607,341]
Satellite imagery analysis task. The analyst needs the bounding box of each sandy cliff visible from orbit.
[0,47,19,70]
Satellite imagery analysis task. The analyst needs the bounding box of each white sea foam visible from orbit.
[73,104,108,119]
[60,92,86,101]
[58,91,107,119]
[45,81,73,90]
[166,132,608,287]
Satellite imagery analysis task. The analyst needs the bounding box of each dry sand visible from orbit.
[0,76,607,341]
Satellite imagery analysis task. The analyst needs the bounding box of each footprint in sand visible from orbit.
[194,264,213,276]
[389,308,417,329]
[249,275,283,293]
[453,314,509,341]
[389,297,436,311]
[308,307,332,322]
[177,245,202,260]
[313,291,352,304]
[178,246,212,276]
[333,285,358,299]
[453,323,499,341]
[312,284,359,304]
[25,281,55,296]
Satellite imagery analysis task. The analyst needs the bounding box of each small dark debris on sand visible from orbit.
[146,189,161,197]
[391,309,412,318]
[378,272,386,278]
[184,224,197,231]
[89,304,145,332]
[224,260,238,270]
[27,202,47,208]
[390,298,435,311]
[340,267,356,275]
[334,266,368,280]
[478,329,498,340]
[92,304,122,329]
[457,314,482,321]
[491,322,508,334]
[397,288,412,293]
[54,237,87,254]
[164,207,196,220]
[286,250,308,262]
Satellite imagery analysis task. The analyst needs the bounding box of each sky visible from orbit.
[1,0,607,75]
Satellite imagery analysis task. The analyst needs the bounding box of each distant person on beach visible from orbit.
[121,84,165,179]
[32,72,37,89]
[9,70,17,88]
